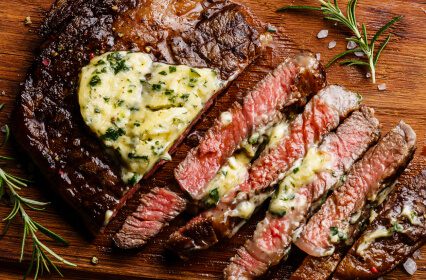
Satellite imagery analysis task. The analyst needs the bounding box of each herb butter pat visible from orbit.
[79,51,222,183]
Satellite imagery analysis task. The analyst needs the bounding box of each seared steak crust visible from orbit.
[13,0,263,233]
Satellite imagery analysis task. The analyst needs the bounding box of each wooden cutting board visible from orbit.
[0,0,425,279]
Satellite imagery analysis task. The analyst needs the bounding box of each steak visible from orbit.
[175,54,326,200]
[224,106,380,279]
[333,169,426,279]
[113,187,186,249]
[13,0,264,233]
[167,85,362,256]
[295,121,416,258]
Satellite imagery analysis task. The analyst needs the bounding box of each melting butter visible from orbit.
[356,226,392,255]
[78,51,222,184]
[269,146,332,216]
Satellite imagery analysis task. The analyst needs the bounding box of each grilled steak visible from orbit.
[167,85,362,256]
[291,122,416,280]
[333,169,426,279]
[113,187,186,249]
[13,0,263,233]
[175,54,326,200]
[224,106,380,279]
[295,121,416,258]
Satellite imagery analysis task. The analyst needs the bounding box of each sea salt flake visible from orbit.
[355,51,365,57]
[328,41,337,49]
[316,53,321,61]
[377,83,387,91]
[366,72,371,78]
[317,29,328,39]
[413,249,422,260]
[403,258,417,275]
[347,41,357,50]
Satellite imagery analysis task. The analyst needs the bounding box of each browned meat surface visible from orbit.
[333,170,426,279]
[13,0,263,233]
[113,187,186,249]
[167,85,362,257]
[175,54,326,200]
[224,106,380,279]
[290,251,346,280]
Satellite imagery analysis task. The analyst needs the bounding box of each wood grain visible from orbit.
[0,0,425,279]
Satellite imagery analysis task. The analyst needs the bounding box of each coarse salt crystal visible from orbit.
[403,258,417,275]
[355,51,365,57]
[317,29,328,39]
[377,83,387,91]
[316,53,321,61]
[347,41,357,50]
[366,72,371,78]
[328,41,337,49]
[413,249,422,260]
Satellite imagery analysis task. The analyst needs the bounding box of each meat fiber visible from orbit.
[224,106,380,279]
[333,169,426,279]
[175,54,326,200]
[167,85,362,256]
[13,0,263,233]
[295,121,416,258]
[113,187,186,249]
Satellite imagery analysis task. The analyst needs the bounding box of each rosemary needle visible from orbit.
[0,105,75,279]
[277,0,402,83]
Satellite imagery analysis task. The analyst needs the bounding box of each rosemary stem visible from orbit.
[369,55,376,83]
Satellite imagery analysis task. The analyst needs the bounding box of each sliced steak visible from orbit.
[224,106,380,279]
[290,251,347,280]
[13,0,263,233]
[175,54,326,200]
[333,169,426,279]
[295,121,416,258]
[113,187,186,249]
[167,85,362,256]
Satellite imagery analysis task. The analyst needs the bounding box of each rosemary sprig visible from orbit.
[277,0,402,83]
[0,105,76,279]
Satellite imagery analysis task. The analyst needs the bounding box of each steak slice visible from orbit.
[113,187,186,249]
[167,85,362,256]
[13,0,263,233]
[224,106,380,279]
[333,169,426,279]
[295,121,416,258]
[175,54,326,200]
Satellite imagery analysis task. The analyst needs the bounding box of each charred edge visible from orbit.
[167,216,219,258]
[293,53,327,106]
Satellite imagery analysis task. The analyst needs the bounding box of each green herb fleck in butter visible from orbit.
[269,147,332,216]
[79,51,222,183]
[203,153,251,207]
[401,204,422,226]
